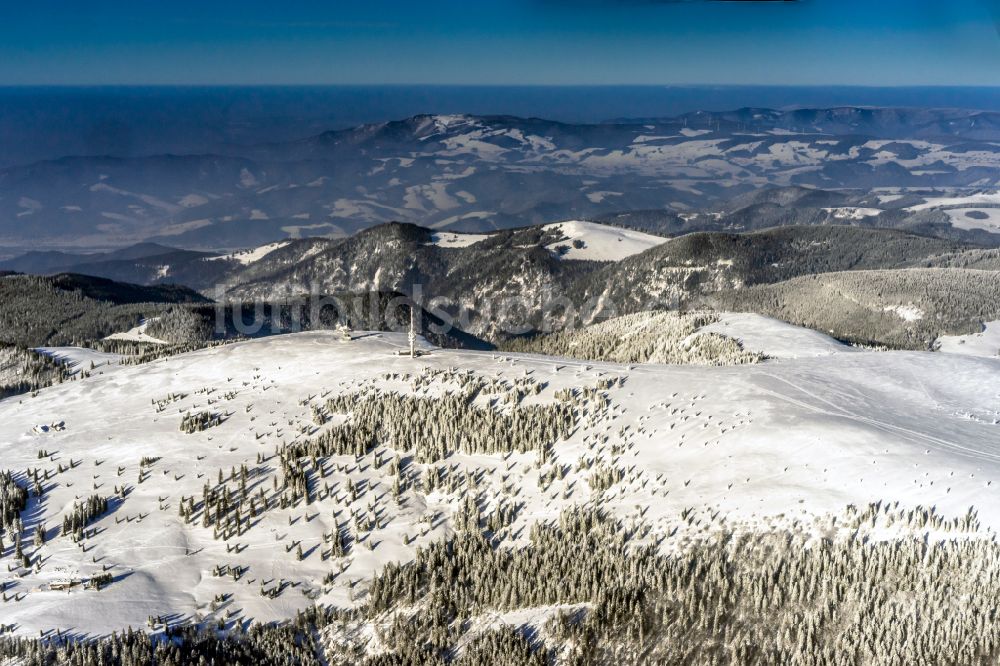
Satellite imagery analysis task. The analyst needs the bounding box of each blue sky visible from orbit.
[0,0,998,85]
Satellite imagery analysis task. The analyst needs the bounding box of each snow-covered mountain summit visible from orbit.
[1,326,998,641]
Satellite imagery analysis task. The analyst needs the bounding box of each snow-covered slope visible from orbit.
[543,220,667,261]
[505,311,765,366]
[0,331,998,638]
[945,207,1000,233]
[698,313,852,359]
[908,191,1000,211]
[936,320,1000,358]
[103,318,169,345]
[32,347,124,375]
[204,241,291,266]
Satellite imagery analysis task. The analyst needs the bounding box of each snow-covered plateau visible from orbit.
[1,322,999,641]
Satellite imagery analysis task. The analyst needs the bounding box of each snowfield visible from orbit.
[936,320,1000,358]
[696,313,852,358]
[542,220,667,261]
[32,347,124,375]
[1,327,999,638]
[945,207,1000,233]
[908,191,1000,211]
[427,231,489,248]
[103,318,168,345]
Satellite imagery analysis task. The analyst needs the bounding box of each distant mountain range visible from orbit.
[0,243,231,288]
[2,107,999,251]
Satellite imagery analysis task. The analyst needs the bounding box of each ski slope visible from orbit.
[0,328,998,638]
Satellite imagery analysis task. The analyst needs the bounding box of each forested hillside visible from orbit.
[0,274,207,348]
[705,268,1000,349]
[5,223,999,354]
[502,311,764,365]
[223,222,601,339]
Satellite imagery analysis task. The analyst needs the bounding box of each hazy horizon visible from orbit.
[4,84,1000,169]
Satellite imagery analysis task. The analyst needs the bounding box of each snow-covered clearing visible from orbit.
[205,241,291,266]
[0,330,998,637]
[697,313,851,359]
[936,320,1000,359]
[945,207,1000,233]
[543,220,667,261]
[32,347,124,375]
[821,207,882,220]
[103,318,168,345]
[428,231,489,248]
[883,305,925,322]
[908,191,1000,211]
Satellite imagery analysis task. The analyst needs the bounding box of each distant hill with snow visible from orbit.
[7,221,996,351]
[542,220,666,261]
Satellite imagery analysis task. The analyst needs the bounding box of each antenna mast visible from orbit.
[408,305,416,358]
